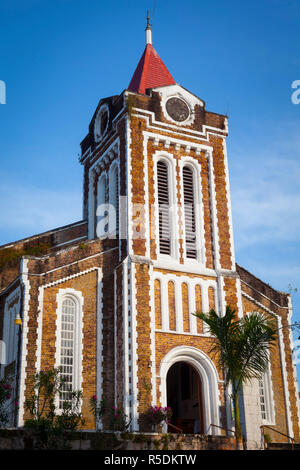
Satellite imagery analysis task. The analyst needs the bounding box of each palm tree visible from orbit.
[193,306,277,448]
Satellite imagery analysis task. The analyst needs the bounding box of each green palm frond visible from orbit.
[193,305,277,443]
[193,307,277,391]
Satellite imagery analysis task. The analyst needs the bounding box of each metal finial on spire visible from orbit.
[146,10,152,45]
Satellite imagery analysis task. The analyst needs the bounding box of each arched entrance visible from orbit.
[159,346,221,435]
[167,361,204,434]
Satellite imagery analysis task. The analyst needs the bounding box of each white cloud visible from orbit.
[232,181,300,248]
[0,181,82,242]
[230,125,300,249]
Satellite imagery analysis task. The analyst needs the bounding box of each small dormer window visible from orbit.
[94,104,109,143]
[100,110,108,136]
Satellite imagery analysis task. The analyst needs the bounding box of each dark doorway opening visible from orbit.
[167,361,204,434]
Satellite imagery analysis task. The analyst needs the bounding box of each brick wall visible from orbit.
[238,264,300,442]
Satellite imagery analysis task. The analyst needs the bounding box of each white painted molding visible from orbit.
[288,294,300,429]
[222,138,236,270]
[152,150,180,261]
[96,268,104,430]
[54,288,84,411]
[130,108,227,143]
[149,264,157,406]
[130,261,139,431]
[122,258,130,419]
[18,259,31,427]
[158,346,221,435]
[153,271,217,336]
[236,277,244,319]
[178,156,206,266]
[207,149,221,271]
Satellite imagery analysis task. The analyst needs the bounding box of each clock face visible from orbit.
[166,97,190,122]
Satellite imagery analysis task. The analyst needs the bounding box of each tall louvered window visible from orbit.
[157,160,171,255]
[183,166,197,259]
[59,297,76,409]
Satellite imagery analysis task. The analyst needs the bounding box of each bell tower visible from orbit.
[79,17,241,433]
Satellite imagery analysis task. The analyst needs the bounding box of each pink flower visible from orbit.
[92,395,97,400]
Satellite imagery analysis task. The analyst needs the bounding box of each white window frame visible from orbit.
[259,363,275,425]
[3,288,21,368]
[153,152,179,260]
[179,157,205,265]
[108,160,120,237]
[96,172,108,239]
[54,288,84,412]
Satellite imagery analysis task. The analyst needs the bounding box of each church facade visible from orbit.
[0,25,299,449]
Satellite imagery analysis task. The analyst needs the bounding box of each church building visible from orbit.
[0,19,299,449]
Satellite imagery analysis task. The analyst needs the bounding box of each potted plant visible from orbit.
[144,406,172,432]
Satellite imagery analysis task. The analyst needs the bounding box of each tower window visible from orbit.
[183,166,196,259]
[96,174,108,238]
[114,167,119,234]
[109,164,119,235]
[157,160,171,255]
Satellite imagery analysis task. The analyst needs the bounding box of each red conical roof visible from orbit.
[128,44,175,95]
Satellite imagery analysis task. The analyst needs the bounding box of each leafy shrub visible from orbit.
[90,396,131,432]
[0,380,15,427]
[24,368,84,449]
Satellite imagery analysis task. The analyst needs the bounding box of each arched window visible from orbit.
[59,297,76,408]
[109,164,119,235]
[96,174,108,238]
[182,165,196,259]
[258,368,274,423]
[56,292,83,410]
[157,160,171,255]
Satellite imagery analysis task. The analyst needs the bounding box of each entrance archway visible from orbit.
[159,346,221,435]
[167,361,204,434]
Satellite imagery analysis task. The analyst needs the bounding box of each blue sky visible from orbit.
[0,0,300,376]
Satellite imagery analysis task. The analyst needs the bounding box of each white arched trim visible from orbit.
[159,346,221,434]
[96,172,108,239]
[94,102,110,143]
[55,288,84,410]
[153,151,179,260]
[179,156,206,265]
[108,159,120,236]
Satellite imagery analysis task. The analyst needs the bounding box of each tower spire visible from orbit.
[145,10,152,45]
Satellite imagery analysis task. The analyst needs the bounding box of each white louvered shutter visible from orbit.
[183,166,197,259]
[157,161,171,255]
